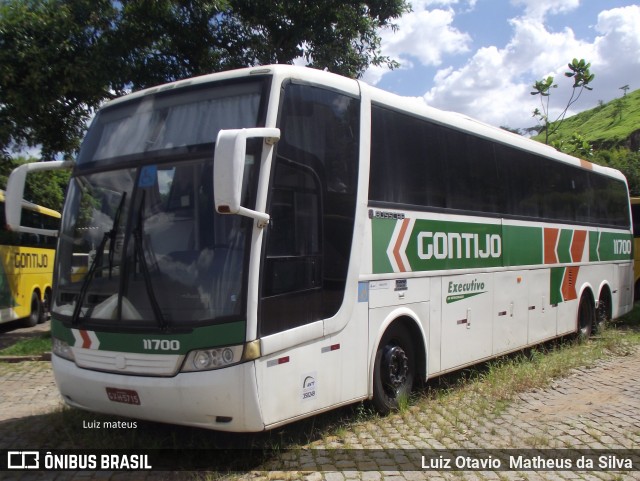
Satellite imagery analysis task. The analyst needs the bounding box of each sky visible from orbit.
[362,0,640,131]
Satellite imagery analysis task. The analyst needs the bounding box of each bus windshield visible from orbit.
[53,79,267,328]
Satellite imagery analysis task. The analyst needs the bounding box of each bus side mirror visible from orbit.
[5,160,73,236]
[214,128,280,228]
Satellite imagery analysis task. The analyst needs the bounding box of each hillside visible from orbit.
[533,88,640,150]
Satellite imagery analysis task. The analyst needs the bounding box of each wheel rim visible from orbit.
[381,344,409,395]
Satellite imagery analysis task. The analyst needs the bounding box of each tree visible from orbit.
[531,58,595,144]
[594,148,640,197]
[0,0,409,161]
[0,0,119,161]
[610,85,630,122]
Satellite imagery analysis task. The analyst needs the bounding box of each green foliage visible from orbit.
[0,157,70,210]
[564,58,594,90]
[0,0,409,160]
[531,58,595,144]
[0,0,119,160]
[551,133,593,159]
[533,87,640,148]
[532,86,640,195]
[593,148,640,197]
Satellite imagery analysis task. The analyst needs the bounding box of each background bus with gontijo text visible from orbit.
[5,65,633,431]
[0,190,60,327]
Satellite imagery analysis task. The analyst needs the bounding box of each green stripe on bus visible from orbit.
[557,230,573,264]
[589,231,600,261]
[404,219,502,271]
[372,217,396,274]
[372,217,632,275]
[550,267,565,305]
[598,231,633,261]
[502,225,542,266]
[51,317,246,354]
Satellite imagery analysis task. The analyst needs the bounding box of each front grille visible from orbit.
[73,348,184,376]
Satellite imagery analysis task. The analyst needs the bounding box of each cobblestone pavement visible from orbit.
[1,349,639,481]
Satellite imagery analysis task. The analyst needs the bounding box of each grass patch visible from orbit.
[0,331,51,356]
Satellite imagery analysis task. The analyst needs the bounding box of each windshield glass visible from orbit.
[77,79,264,167]
[53,79,266,328]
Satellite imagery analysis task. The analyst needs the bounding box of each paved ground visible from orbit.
[0,327,639,480]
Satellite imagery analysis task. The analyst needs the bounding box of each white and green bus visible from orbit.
[6,65,633,432]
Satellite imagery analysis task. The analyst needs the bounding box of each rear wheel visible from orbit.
[24,291,42,328]
[594,290,612,334]
[372,324,415,414]
[42,288,52,323]
[576,292,595,341]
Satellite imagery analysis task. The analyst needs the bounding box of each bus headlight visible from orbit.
[52,338,75,362]
[181,345,244,372]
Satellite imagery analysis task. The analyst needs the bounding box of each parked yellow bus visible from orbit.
[632,197,640,301]
[0,190,60,326]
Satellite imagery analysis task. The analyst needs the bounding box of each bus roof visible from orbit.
[103,64,627,185]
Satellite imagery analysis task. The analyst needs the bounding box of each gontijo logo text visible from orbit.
[417,232,501,260]
[372,216,633,275]
[374,218,503,273]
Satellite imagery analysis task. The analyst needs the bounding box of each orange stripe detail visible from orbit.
[80,330,92,349]
[580,159,593,170]
[544,228,559,264]
[561,266,579,301]
[570,230,587,262]
[393,219,410,272]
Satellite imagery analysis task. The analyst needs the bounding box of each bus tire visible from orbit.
[372,323,415,415]
[594,288,612,334]
[576,292,595,342]
[25,292,42,328]
[43,288,52,322]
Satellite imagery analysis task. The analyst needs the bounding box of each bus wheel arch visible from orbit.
[595,284,612,333]
[576,288,596,341]
[371,315,426,415]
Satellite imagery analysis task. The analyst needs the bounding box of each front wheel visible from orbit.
[372,324,415,414]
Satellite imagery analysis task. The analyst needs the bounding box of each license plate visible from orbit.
[106,387,140,405]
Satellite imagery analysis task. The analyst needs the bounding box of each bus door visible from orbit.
[255,82,361,426]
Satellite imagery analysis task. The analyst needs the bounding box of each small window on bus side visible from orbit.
[20,208,59,248]
[369,106,446,208]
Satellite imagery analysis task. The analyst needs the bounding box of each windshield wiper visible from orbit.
[133,191,168,331]
[72,192,127,326]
